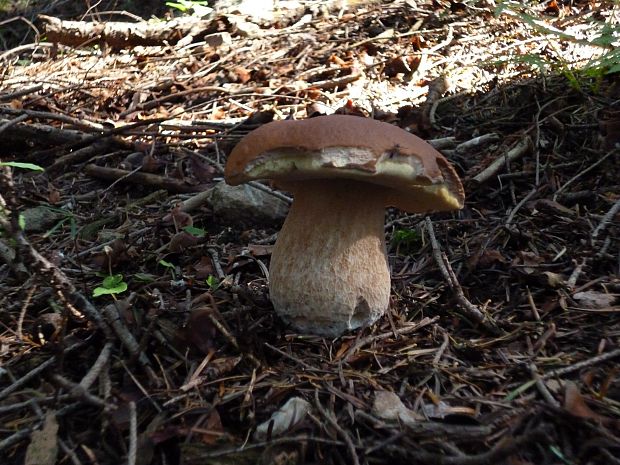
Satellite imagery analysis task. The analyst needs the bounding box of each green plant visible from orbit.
[0,161,44,171]
[158,258,177,279]
[166,0,212,16]
[206,274,220,291]
[494,1,619,90]
[391,228,420,254]
[93,273,128,297]
[183,225,207,238]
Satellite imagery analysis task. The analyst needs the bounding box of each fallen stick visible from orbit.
[85,164,206,193]
[39,14,215,49]
[471,137,532,185]
[0,117,88,146]
[425,217,505,336]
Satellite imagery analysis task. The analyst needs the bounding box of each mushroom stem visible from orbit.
[269,179,391,336]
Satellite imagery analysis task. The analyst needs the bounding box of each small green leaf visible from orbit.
[0,161,44,171]
[93,281,128,297]
[206,275,219,291]
[393,228,419,245]
[184,225,207,238]
[159,259,174,269]
[18,213,26,230]
[102,274,124,288]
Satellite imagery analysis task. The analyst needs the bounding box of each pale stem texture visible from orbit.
[269,179,391,336]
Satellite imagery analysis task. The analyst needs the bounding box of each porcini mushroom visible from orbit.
[225,115,464,336]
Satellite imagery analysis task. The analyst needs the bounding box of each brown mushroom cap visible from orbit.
[225,115,464,213]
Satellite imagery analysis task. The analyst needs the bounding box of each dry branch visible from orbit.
[84,164,206,193]
[39,14,215,49]
[0,118,89,146]
[471,137,532,184]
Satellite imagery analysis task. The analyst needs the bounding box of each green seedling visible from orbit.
[391,228,420,254]
[166,0,212,16]
[183,225,207,238]
[206,275,220,291]
[159,259,177,279]
[93,274,128,298]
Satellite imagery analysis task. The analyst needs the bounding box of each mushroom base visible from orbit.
[269,179,391,336]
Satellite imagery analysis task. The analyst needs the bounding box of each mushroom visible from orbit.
[225,115,464,336]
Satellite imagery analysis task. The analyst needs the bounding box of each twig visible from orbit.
[553,149,617,200]
[51,374,108,408]
[355,410,493,438]
[455,133,501,153]
[100,301,159,385]
[541,347,620,380]
[505,187,538,228]
[471,137,532,184]
[529,364,559,407]
[206,247,226,281]
[432,328,450,366]
[206,311,261,367]
[399,428,549,465]
[0,107,105,131]
[0,428,33,453]
[0,84,43,101]
[315,390,360,465]
[566,258,587,290]
[194,435,345,459]
[128,401,137,465]
[0,113,29,135]
[248,181,293,204]
[264,342,316,371]
[342,316,438,363]
[79,342,114,390]
[425,218,504,336]
[0,340,85,401]
[0,357,56,401]
[84,164,203,194]
[592,197,620,240]
[58,438,83,465]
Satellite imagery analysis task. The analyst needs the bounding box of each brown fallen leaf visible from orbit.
[25,411,58,465]
[564,381,618,428]
[168,231,200,253]
[162,204,193,230]
[183,308,217,355]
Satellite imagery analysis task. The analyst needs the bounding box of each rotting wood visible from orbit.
[39,14,216,49]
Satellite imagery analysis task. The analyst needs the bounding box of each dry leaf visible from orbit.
[421,400,476,419]
[247,244,273,257]
[201,410,224,445]
[188,153,218,183]
[168,231,200,253]
[25,411,58,465]
[543,271,565,288]
[254,397,311,439]
[162,204,193,229]
[372,391,422,426]
[564,382,606,423]
[184,308,217,355]
[193,256,215,280]
[573,291,618,309]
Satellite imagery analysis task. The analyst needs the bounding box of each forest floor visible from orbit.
[0,1,619,464]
